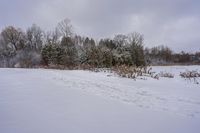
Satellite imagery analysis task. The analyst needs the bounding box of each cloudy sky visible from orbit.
[0,0,199,52]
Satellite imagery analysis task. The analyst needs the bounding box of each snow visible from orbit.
[0,66,200,133]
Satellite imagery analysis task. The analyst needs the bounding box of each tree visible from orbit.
[128,32,145,66]
[45,28,61,47]
[41,44,53,65]
[1,26,25,51]
[99,39,116,50]
[57,18,73,37]
[60,37,78,67]
[80,37,96,64]
[0,35,16,67]
[87,45,101,67]
[99,47,113,67]
[145,45,173,64]
[41,44,66,66]
[113,34,128,47]
[26,24,44,51]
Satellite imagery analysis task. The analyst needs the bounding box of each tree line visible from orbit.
[0,19,199,68]
[145,46,200,65]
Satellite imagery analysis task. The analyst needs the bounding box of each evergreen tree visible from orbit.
[61,37,78,67]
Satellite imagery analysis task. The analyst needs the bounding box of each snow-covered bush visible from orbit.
[158,72,174,78]
[180,70,200,84]
[180,71,200,78]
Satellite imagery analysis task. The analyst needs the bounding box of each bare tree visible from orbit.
[128,32,144,46]
[26,24,44,51]
[128,32,145,66]
[45,28,60,45]
[57,18,73,37]
[113,34,128,47]
[1,26,25,51]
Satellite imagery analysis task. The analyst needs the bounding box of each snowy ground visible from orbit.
[0,66,200,133]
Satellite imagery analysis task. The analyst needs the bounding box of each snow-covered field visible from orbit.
[0,66,200,133]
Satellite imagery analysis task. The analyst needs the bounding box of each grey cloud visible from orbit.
[0,0,199,52]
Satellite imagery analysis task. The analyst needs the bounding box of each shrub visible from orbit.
[180,70,200,84]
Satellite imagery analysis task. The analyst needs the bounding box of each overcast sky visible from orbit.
[0,0,199,52]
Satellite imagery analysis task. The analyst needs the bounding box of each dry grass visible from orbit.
[112,65,159,80]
